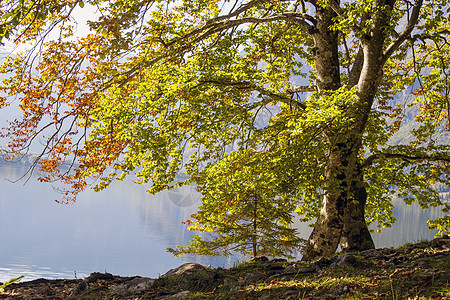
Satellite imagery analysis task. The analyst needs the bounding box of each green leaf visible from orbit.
[0,276,24,292]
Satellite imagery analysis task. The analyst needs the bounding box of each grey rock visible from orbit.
[380,248,395,255]
[281,264,314,278]
[160,290,191,299]
[267,274,281,281]
[332,254,357,268]
[112,277,155,295]
[360,249,379,257]
[161,263,206,278]
[172,290,191,299]
[127,277,155,292]
[85,272,114,283]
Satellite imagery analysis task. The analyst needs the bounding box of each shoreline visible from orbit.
[1,237,449,299]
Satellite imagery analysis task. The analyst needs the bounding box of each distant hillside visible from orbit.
[389,116,449,146]
[387,92,449,146]
[0,150,40,166]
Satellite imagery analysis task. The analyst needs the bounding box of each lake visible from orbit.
[0,164,445,283]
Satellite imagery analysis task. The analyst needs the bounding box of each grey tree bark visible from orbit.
[340,166,375,252]
[302,0,387,260]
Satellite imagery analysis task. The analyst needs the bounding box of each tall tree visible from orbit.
[0,0,449,260]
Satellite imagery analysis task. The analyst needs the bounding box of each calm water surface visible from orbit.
[0,164,444,282]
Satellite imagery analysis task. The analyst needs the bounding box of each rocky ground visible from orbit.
[0,237,449,299]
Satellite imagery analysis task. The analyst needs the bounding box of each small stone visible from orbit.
[169,290,191,299]
[360,249,379,257]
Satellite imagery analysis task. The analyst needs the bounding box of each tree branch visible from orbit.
[362,152,450,169]
[187,12,314,46]
[327,0,362,35]
[348,47,364,88]
[271,22,292,45]
[105,10,315,90]
[197,79,308,109]
[207,0,270,25]
[286,84,317,93]
[382,0,423,64]
[408,30,450,45]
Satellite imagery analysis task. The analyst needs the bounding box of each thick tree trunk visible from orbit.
[340,168,375,252]
[299,0,403,261]
[313,6,340,94]
[301,4,345,260]
[302,141,348,259]
[302,0,389,260]
[302,175,375,259]
[301,192,345,259]
[252,194,258,258]
[303,138,374,260]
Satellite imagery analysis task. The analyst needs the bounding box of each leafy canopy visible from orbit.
[0,0,449,247]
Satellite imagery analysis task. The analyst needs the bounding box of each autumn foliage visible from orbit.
[0,0,449,259]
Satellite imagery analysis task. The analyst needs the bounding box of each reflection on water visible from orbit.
[0,264,72,281]
[0,164,445,282]
[371,198,444,248]
[0,165,235,282]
